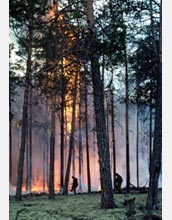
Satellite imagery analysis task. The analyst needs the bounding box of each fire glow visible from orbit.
[10,1,150,196]
[10,85,150,195]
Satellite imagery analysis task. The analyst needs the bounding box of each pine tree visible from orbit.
[85,0,115,208]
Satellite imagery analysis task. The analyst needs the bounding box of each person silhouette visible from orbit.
[115,173,123,193]
[70,176,78,194]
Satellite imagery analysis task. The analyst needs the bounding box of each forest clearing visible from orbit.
[9,190,162,220]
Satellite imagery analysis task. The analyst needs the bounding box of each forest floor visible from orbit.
[9,190,162,220]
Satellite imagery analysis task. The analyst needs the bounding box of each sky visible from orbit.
[0,0,172,219]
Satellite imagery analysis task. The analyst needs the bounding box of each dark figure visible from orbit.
[115,173,123,193]
[70,176,78,194]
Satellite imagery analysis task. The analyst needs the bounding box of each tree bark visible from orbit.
[63,71,78,195]
[110,88,116,191]
[124,44,130,193]
[149,88,153,174]
[48,98,56,199]
[43,124,46,192]
[72,140,76,177]
[15,26,33,201]
[29,85,33,191]
[136,103,139,188]
[43,98,49,193]
[91,54,115,208]
[105,95,110,149]
[26,127,29,192]
[26,83,33,192]
[9,102,12,183]
[60,70,65,192]
[146,0,162,210]
[85,78,91,193]
[43,97,49,191]
[86,0,115,208]
[78,83,83,192]
[146,63,161,209]
[149,0,155,175]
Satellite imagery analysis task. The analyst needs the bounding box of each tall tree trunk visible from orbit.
[63,71,78,195]
[85,78,91,193]
[43,125,46,192]
[136,103,139,188]
[93,114,97,165]
[78,85,83,192]
[149,89,153,174]
[26,128,29,192]
[43,97,49,192]
[146,0,162,210]
[101,52,105,87]
[60,72,65,192]
[72,140,76,177]
[64,106,68,169]
[105,96,110,147]
[110,88,116,191]
[29,85,33,191]
[48,98,56,199]
[45,97,49,189]
[26,83,33,192]
[149,0,155,175]
[9,102,12,183]
[25,90,30,192]
[91,53,115,208]
[124,44,130,193]
[15,26,33,201]
[146,59,162,209]
[86,0,115,208]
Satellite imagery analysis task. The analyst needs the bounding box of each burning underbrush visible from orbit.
[9,190,161,220]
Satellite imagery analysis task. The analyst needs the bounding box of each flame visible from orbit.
[10,2,106,195]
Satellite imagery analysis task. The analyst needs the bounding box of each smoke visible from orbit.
[10,85,151,194]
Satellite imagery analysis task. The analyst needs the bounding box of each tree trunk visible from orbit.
[72,140,76,177]
[43,125,46,192]
[45,97,49,190]
[149,0,155,176]
[149,89,153,174]
[26,83,33,192]
[9,102,12,183]
[91,54,115,208]
[26,127,29,192]
[105,95,110,148]
[86,0,115,208]
[146,68,161,209]
[63,71,78,195]
[136,103,139,188]
[15,26,33,201]
[110,88,116,191]
[29,85,33,191]
[43,98,49,193]
[146,0,162,210]
[85,78,91,193]
[60,72,65,192]
[78,85,83,192]
[124,44,130,193]
[48,99,56,199]
[64,106,68,169]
